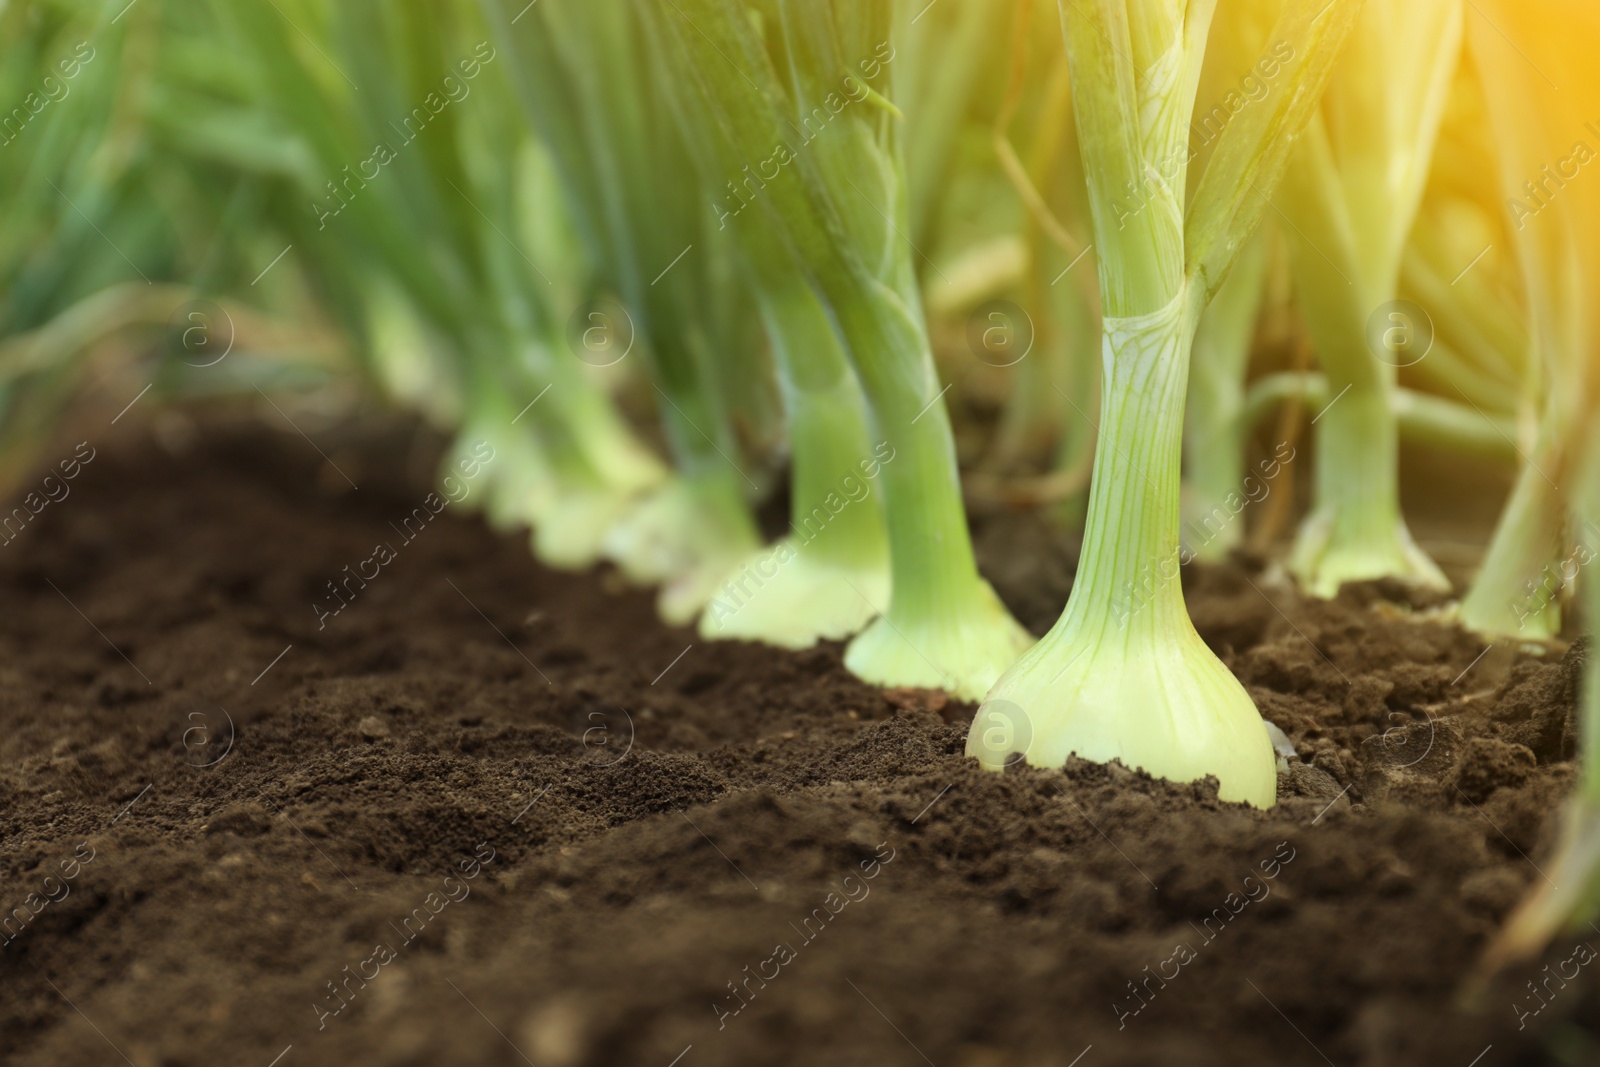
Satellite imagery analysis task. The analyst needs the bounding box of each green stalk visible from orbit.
[834,287,1005,624]
[1047,267,1102,528]
[819,278,1030,696]
[1455,6,1590,643]
[447,324,556,533]
[760,286,885,578]
[1183,226,1269,560]
[700,275,892,647]
[986,44,1101,507]
[1241,371,1520,462]
[1402,335,1525,415]
[1586,531,1600,800]
[1459,453,1566,639]
[511,328,668,570]
[1067,300,1195,639]
[1402,245,1527,392]
[537,360,666,512]
[900,0,1010,248]
[360,276,461,430]
[1277,216,1444,595]
[1278,205,1448,595]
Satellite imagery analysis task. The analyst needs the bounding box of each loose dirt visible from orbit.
[0,416,1588,1066]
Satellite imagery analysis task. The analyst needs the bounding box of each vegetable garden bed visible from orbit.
[0,419,1587,1066]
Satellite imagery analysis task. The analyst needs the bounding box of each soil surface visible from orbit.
[0,414,1592,1067]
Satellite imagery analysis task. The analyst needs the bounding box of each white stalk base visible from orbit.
[1288,508,1450,599]
[699,540,890,649]
[970,627,1278,807]
[601,477,760,628]
[844,579,1033,702]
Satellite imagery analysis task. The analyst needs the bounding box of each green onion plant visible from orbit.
[1277,0,1462,597]
[971,0,1361,807]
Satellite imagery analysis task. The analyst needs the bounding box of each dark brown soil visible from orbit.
[0,414,1591,1067]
